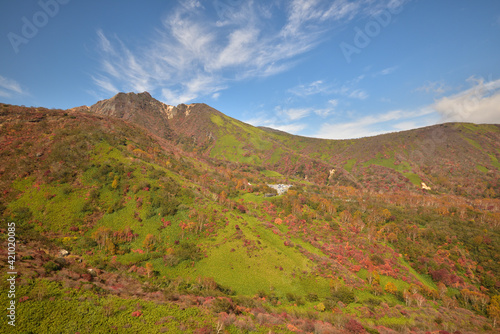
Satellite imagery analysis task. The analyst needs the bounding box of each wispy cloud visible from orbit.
[288,80,331,97]
[415,81,450,95]
[0,75,26,98]
[314,99,338,117]
[277,106,312,121]
[373,66,398,76]
[93,0,403,105]
[289,78,369,100]
[314,108,436,139]
[312,76,500,139]
[245,114,308,134]
[248,97,338,134]
[432,76,500,124]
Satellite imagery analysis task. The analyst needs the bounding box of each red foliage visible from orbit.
[345,318,366,333]
[237,205,246,213]
[131,311,142,317]
[429,268,461,286]
[193,327,213,334]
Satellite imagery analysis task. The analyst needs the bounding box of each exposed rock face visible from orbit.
[267,184,293,195]
[84,92,223,146]
[421,182,431,190]
[89,92,174,139]
[85,92,222,143]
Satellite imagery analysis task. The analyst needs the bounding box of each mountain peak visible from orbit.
[89,91,174,138]
[87,92,225,142]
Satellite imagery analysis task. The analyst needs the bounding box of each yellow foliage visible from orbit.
[385,282,397,294]
[111,176,119,189]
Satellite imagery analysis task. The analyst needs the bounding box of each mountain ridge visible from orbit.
[1,98,499,333]
[80,91,500,198]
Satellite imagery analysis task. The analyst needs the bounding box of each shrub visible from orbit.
[62,186,73,195]
[43,261,61,273]
[286,292,298,302]
[370,254,385,265]
[365,327,380,334]
[384,282,397,294]
[306,293,319,302]
[237,205,246,214]
[13,207,32,222]
[345,319,365,333]
[315,302,326,312]
[212,297,234,313]
[365,298,381,306]
[331,286,355,305]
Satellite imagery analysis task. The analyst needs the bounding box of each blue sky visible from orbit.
[1,0,499,139]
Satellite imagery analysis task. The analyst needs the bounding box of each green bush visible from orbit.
[176,242,202,262]
[331,286,355,305]
[211,298,234,313]
[306,293,319,302]
[43,261,61,273]
[14,207,33,222]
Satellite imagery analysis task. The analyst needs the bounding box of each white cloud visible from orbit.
[312,99,338,117]
[268,123,308,133]
[93,0,401,105]
[318,99,338,115]
[314,108,435,139]
[311,76,500,140]
[374,66,398,76]
[432,77,500,124]
[211,28,259,69]
[278,107,312,121]
[289,78,369,100]
[91,75,119,95]
[0,75,25,98]
[348,89,368,100]
[245,115,307,134]
[415,81,449,95]
[288,80,330,97]
[282,0,360,38]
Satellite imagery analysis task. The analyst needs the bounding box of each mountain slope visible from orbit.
[87,92,500,198]
[1,100,499,333]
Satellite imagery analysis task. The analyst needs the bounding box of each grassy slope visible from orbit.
[1,104,499,332]
[207,112,500,197]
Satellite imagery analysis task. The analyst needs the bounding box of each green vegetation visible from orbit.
[363,154,411,172]
[344,158,357,173]
[464,137,482,150]
[489,154,500,171]
[403,172,422,186]
[0,103,499,333]
[261,170,283,178]
[477,165,489,173]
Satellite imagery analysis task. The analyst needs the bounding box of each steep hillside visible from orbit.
[88,92,500,198]
[0,101,499,333]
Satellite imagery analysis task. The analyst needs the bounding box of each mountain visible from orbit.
[0,96,499,333]
[88,92,500,198]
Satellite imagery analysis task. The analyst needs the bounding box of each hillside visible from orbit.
[0,98,499,333]
[90,92,500,198]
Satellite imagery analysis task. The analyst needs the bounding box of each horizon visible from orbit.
[1,0,500,139]
[5,89,498,143]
